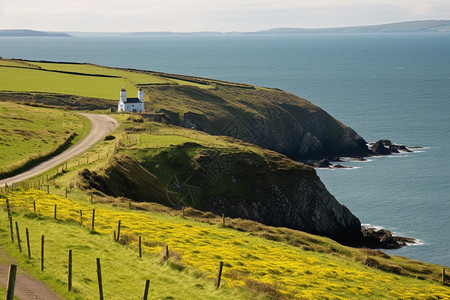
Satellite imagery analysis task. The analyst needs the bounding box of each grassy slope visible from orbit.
[0,102,89,177]
[2,190,449,299]
[0,208,255,300]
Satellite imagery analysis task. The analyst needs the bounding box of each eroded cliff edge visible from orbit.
[79,142,362,245]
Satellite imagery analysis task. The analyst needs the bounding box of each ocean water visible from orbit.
[1,33,449,266]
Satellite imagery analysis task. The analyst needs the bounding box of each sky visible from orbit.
[1,0,449,32]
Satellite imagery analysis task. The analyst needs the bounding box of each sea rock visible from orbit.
[371,140,392,155]
[314,158,332,168]
[360,227,416,249]
[370,139,413,155]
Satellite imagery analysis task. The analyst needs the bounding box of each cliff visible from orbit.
[145,83,370,160]
[79,140,362,245]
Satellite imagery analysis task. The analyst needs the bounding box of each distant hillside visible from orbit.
[256,20,450,34]
[0,29,71,37]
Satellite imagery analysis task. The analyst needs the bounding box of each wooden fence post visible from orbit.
[142,279,150,300]
[216,261,224,288]
[15,221,21,253]
[6,199,14,243]
[54,204,57,220]
[139,236,142,258]
[6,264,17,300]
[163,245,169,261]
[91,209,95,231]
[47,184,49,194]
[33,200,36,212]
[41,235,44,271]
[68,250,72,292]
[26,228,31,259]
[96,258,104,300]
[116,220,121,242]
[65,187,68,198]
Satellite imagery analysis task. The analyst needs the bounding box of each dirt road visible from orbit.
[0,251,63,300]
[0,113,118,188]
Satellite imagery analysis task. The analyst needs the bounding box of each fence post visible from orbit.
[33,200,36,212]
[6,199,14,243]
[80,210,83,225]
[47,185,49,194]
[15,221,21,253]
[216,261,224,288]
[142,279,150,300]
[6,264,17,300]
[68,250,72,292]
[65,187,68,198]
[96,258,104,300]
[54,204,57,220]
[41,235,44,271]
[139,236,142,258]
[116,220,121,242]
[26,228,31,259]
[163,245,169,261]
[91,209,95,231]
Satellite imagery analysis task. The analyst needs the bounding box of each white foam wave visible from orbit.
[362,224,384,231]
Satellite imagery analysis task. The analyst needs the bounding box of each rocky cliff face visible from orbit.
[86,143,363,245]
[146,84,370,160]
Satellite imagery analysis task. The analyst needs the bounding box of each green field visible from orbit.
[0,102,89,177]
[0,59,213,102]
[0,66,137,100]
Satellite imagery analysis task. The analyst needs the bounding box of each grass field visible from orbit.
[2,190,450,299]
[0,59,214,102]
[0,66,137,100]
[0,102,89,177]
[0,206,256,300]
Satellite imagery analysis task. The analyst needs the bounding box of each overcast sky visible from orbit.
[1,0,449,32]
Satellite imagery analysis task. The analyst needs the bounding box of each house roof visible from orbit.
[125,98,141,103]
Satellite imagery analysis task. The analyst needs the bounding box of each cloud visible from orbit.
[0,0,449,31]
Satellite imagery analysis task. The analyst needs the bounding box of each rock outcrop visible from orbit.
[361,227,416,249]
[370,139,413,155]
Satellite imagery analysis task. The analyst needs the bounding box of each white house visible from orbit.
[118,87,145,112]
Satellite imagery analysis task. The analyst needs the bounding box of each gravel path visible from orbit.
[0,113,118,187]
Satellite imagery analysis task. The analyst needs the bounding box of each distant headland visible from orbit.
[1,20,449,37]
[0,29,71,37]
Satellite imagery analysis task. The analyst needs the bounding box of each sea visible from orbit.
[1,33,449,266]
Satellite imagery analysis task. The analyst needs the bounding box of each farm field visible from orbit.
[0,58,214,102]
[2,189,450,299]
[0,102,89,177]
